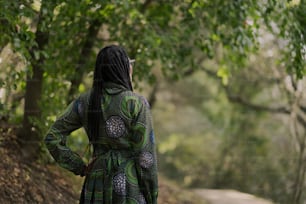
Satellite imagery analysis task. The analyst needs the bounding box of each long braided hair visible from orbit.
[88,45,133,142]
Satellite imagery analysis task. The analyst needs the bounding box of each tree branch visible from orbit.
[297,112,306,128]
[148,82,158,108]
[225,87,291,114]
[140,0,154,13]
[201,67,218,79]
[196,62,292,115]
[300,105,306,114]
[67,19,102,104]
[182,57,215,77]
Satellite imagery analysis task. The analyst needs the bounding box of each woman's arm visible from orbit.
[133,97,158,204]
[45,98,86,176]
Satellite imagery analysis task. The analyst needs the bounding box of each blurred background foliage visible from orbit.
[0,0,306,203]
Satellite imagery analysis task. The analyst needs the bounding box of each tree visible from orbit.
[20,1,57,159]
[1,0,304,169]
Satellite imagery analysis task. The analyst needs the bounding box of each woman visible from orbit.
[45,45,158,204]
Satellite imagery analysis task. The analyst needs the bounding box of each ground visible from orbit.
[194,189,274,204]
[0,124,205,204]
[0,124,274,204]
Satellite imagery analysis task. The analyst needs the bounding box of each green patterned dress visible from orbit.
[45,83,158,204]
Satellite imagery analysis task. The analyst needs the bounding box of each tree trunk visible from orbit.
[19,1,54,160]
[292,131,306,204]
[20,64,44,154]
[67,19,102,104]
[148,82,158,108]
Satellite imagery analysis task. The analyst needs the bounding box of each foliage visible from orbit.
[1,0,305,122]
[264,0,306,78]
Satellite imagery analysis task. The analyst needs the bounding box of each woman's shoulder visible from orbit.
[122,91,150,106]
[78,90,91,104]
[117,92,150,120]
[119,91,151,116]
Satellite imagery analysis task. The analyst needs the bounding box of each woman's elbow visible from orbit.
[44,134,56,150]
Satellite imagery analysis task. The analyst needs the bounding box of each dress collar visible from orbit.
[103,82,129,95]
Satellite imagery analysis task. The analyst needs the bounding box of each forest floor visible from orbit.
[0,124,274,204]
[0,124,206,204]
[194,189,274,204]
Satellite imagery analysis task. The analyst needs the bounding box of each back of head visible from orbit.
[94,45,133,91]
[88,45,133,142]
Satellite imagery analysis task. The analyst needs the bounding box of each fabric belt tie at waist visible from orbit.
[93,149,139,159]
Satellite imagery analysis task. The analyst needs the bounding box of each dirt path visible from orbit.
[194,189,274,204]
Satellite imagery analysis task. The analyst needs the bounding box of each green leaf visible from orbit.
[217,65,229,85]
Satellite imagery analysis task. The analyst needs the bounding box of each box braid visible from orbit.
[88,45,133,142]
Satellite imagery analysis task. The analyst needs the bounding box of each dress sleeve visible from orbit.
[44,98,86,176]
[133,97,158,204]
